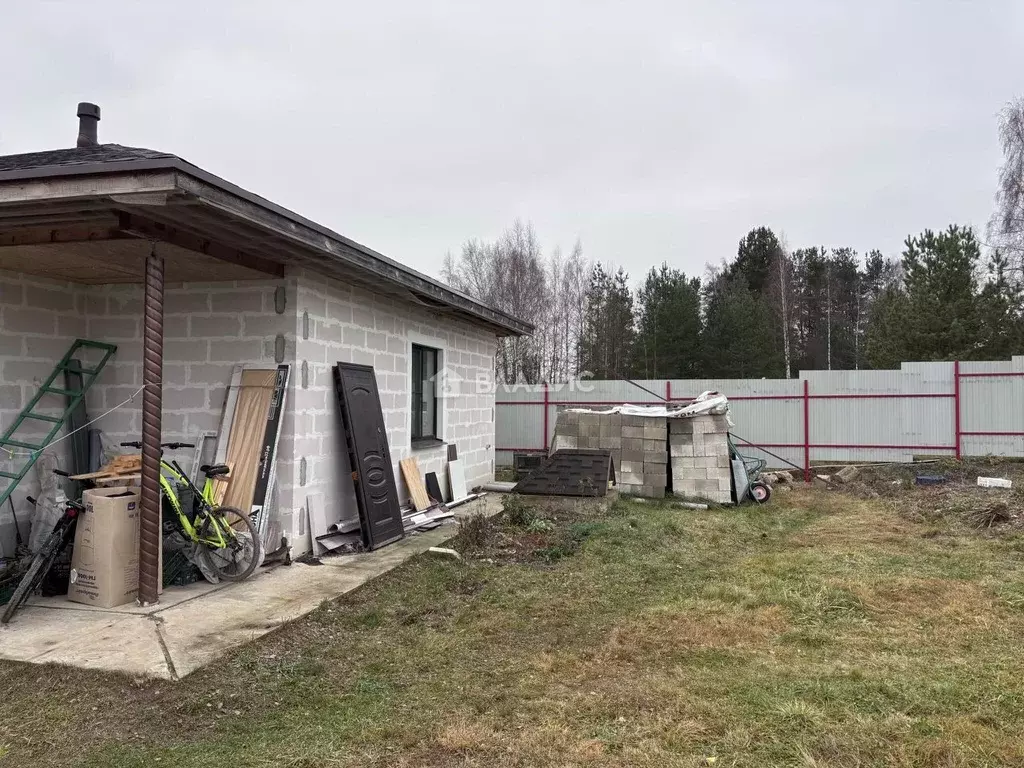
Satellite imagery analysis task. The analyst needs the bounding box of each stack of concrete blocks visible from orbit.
[620,415,668,498]
[669,414,732,504]
[550,410,668,498]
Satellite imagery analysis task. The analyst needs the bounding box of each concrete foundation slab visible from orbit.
[0,495,502,680]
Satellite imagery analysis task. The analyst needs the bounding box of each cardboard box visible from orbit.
[68,486,141,608]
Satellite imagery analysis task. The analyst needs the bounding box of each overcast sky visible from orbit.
[2,2,1022,282]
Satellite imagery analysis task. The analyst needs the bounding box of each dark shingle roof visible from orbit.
[0,144,176,173]
[0,140,533,335]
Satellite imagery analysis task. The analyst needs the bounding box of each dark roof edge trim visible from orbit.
[0,156,533,337]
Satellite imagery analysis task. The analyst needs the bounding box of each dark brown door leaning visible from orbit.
[332,363,404,550]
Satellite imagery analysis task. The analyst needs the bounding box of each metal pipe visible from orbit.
[541,381,550,452]
[139,244,164,606]
[803,379,811,482]
[76,102,100,147]
[953,360,962,461]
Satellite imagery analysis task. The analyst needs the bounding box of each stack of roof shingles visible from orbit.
[551,409,732,503]
[669,414,732,503]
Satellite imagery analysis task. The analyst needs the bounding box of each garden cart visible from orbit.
[727,434,772,503]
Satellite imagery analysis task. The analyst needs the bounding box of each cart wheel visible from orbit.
[749,481,771,504]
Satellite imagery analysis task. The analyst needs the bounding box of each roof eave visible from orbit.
[0,158,534,337]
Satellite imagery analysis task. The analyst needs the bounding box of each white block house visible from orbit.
[0,105,530,559]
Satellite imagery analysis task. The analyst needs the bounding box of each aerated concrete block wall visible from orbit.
[284,268,499,554]
[669,414,732,503]
[0,269,289,552]
[3,264,500,558]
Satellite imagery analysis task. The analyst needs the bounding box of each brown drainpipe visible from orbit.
[139,244,164,605]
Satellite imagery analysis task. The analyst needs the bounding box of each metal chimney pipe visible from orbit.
[76,102,100,147]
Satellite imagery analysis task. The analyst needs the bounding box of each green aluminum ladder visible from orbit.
[0,339,117,509]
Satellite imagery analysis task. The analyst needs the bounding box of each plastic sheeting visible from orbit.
[567,391,732,423]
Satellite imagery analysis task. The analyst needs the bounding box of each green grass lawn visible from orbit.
[2,487,1023,767]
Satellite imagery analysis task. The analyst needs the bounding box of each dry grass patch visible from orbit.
[2,489,1024,767]
[594,605,789,662]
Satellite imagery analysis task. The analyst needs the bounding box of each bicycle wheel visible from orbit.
[197,506,262,582]
[1,536,61,624]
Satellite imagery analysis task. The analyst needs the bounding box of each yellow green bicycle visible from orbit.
[120,440,262,581]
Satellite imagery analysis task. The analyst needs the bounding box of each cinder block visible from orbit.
[88,317,139,340]
[191,315,242,338]
[645,472,667,488]
[719,477,734,492]
[707,467,731,480]
[696,478,721,493]
[107,294,144,316]
[709,415,730,433]
[622,415,646,427]
[622,449,645,463]
[705,434,729,452]
[601,414,623,428]
[622,437,643,452]
[716,454,732,468]
[209,339,263,361]
[23,335,74,361]
[577,436,598,449]
[643,439,663,452]
[669,418,693,434]
[694,456,717,469]
[579,423,600,438]
[364,331,387,354]
[670,443,694,458]
[343,327,366,347]
[643,452,667,466]
[241,314,282,337]
[598,436,622,450]
[643,422,667,439]
[672,466,706,481]
[162,386,208,411]
[622,426,645,439]
[25,283,73,308]
[620,472,643,485]
[211,290,266,313]
[599,421,623,437]
[552,435,578,450]
[559,410,581,426]
[556,419,579,435]
[647,464,668,477]
[166,291,212,314]
[673,481,697,496]
[621,460,642,474]
[164,338,208,362]
[4,359,62,383]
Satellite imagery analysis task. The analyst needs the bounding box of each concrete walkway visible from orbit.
[0,495,500,680]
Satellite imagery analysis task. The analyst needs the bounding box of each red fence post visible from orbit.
[665,380,671,401]
[953,360,962,460]
[542,381,550,452]
[803,379,811,482]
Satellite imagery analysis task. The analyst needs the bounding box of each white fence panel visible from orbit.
[494,356,1024,470]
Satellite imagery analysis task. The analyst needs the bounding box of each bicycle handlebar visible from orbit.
[119,441,195,450]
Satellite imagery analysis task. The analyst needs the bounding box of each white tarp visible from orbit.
[567,390,732,423]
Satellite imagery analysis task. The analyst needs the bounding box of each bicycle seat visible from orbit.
[200,463,231,478]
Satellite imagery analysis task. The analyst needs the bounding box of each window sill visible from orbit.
[410,437,445,451]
